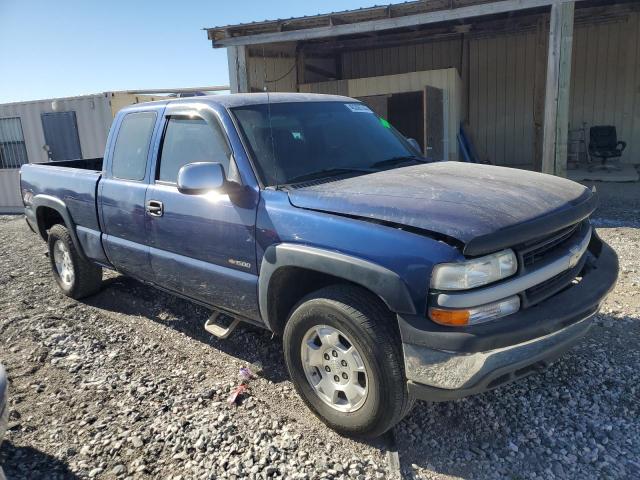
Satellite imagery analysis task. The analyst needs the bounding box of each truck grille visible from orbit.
[517,220,590,308]
[524,264,582,306]
[520,223,580,268]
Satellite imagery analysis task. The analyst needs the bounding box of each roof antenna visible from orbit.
[263,45,279,190]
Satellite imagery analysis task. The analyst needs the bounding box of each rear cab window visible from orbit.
[111,111,157,181]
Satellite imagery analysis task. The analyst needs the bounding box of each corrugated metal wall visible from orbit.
[570,13,640,164]
[0,95,113,165]
[334,15,640,168]
[248,7,640,170]
[0,93,165,212]
[336,32,546,168]
[469,30,547,167]
[0,170,21,212]
[248,56,298,92]
[0,95,113,211]
[341,38,463,78]
[109,93,166,117]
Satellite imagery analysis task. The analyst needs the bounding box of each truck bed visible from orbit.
[20,158,103,233]
[37,157,103,171]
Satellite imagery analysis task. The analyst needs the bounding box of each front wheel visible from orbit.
[283,285,413,438]
[47,224,102,299]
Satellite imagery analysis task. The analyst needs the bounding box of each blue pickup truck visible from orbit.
[20,93,618,437]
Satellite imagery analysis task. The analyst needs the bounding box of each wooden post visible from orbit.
[533,16,547,172]
[227,46,248,93]
[554,1,574,177]
[461,33,471,123]
[296,47,306,91]
[542,1,575,176]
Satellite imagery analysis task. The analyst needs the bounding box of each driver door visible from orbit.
[145,105,259,319]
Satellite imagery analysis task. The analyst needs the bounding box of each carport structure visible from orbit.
[207,0,640,176]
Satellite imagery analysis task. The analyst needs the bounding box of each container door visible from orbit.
[41,111,83,161]
[424,86,445,161]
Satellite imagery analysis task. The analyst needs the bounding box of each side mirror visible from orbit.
[177,162,226,195]
[406,137,421,153]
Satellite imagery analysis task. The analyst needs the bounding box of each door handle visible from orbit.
[146,200,163,217]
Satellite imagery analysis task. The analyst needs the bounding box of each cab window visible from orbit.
[157,117,231,183]
[111,112,156,181]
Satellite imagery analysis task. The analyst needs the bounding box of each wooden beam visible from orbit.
[554,1,574,177]
[212,0,586,47]
[227,45,248,93]
[541,1,574,175]
[304,63,337,79]
[533,16,547,172]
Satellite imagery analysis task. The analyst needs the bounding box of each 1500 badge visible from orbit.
[228,258,251,269]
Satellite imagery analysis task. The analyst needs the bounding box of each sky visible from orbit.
[0,0,379,104]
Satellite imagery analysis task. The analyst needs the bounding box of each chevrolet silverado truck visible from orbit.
[20,93,618,438]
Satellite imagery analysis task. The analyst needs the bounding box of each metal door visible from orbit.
[424,86,445,161]
[145,105,260,319]
[41,111,82,161]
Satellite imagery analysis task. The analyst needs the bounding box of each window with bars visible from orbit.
[0,117,28,169]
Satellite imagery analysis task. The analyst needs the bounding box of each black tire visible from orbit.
[283,284,413,438]
[47,224,102,299]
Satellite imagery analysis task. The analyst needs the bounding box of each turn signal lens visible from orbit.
[429,308,470,326]
[429,296,520,327]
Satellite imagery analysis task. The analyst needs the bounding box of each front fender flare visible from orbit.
[258,243,417,330]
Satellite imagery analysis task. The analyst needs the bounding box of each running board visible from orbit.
[204,312,241,339]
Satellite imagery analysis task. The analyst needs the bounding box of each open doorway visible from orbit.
[387,92,424,152]
[357,86,446,159]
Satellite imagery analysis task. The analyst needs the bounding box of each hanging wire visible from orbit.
[264,61,297,84]
[261,45,297,86]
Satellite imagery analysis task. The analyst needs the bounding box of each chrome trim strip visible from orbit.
[437,225,592,309]
[404,313,594,389]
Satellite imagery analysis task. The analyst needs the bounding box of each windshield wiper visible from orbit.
[286,167,374,184]
[370,155,425,170]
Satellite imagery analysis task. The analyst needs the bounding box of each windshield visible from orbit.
[231,101,423,186]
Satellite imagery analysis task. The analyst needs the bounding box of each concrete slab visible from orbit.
[568,164,639,182]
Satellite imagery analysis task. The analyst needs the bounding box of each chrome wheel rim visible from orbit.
[300,325,369,413]
[53,240,74,288]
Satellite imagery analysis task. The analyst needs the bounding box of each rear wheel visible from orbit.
[47,224,102,299]
[283,285,413,438]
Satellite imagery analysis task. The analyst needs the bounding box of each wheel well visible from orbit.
[266,267,386,335]
[36,207,65,240]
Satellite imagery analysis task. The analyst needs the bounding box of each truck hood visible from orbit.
[287,162,596,255]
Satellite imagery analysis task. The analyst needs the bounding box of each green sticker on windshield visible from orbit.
[379,118,391,129]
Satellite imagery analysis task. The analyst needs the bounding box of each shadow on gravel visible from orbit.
[0,441,79,479]
[86,275,291,384]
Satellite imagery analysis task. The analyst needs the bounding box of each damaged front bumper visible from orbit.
[400,239,618,402]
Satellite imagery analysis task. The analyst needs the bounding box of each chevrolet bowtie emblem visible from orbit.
[568,244,583,268]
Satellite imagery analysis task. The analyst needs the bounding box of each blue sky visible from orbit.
[0,0,378,103]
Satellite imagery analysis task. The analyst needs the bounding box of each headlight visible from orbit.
[431,249,517,290]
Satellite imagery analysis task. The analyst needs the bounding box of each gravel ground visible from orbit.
[0,181,638,479]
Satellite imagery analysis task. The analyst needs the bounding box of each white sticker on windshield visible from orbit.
[345,103,373,113]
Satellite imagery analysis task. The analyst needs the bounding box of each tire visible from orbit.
[47,224,102,299]
[283,284,413,438]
